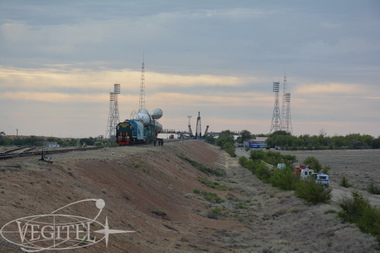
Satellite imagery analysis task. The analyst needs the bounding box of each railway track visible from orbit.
[0,139,181,160]
[0,146,104,160]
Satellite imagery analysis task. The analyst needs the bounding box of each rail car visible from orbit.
[116,119,162,146]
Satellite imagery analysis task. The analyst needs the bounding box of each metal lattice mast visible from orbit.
[139,58,145,110]
[285,92,292,134]
[270,82,281,133]
[281,74,287,131]
[106,84,120,139]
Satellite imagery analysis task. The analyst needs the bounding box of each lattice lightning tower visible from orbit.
[106,84,120,139]
[139,58,145,110]
[284,92,292,134]
[270,82,281,133]
[281,74,292,134]
[281,74,287,130]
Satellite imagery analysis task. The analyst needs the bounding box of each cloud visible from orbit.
[149,91,272,107]
[0,67,247,93]
[294,82,362,95]
[0,91,108,103]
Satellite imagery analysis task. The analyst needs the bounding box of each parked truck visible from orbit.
[293,165,330,188]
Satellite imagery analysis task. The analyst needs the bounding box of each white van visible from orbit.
[300,168,314,179]
[313,173,329,188]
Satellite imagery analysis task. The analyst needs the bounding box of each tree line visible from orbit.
[266,130,380,150]
[0,132,106,147]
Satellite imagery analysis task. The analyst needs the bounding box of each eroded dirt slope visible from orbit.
[0,141,379,253]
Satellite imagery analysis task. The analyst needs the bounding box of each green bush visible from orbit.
[270,168,297,191]
[321,165,332,174]
[207,207,223,219]
[223,142,237,157]
[245,160,259,173]
[339,176,352,188]
[254,162,272,183]
[178,154,226,177]
[303,156,322,172]
[263,150,283,166]
[236,202,248,209]
[198,177,229,191]
[193,189,224,203]
[250,149,266,161]
[368,183,380,195]
[238,156,261,173]
[282,154,298,167]
[294,178,332,204]
[338,191,380,242]
[238,156,248,167]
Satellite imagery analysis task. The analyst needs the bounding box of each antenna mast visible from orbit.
[281,73,287,130]
[270,82,281,133]
[284,92,292,134]
[106,84,120,139]
[281,73,292,134]
[139,56,145,110]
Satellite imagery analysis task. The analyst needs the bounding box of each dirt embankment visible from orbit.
[1,141,379,253]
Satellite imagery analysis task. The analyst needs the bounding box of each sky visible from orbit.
[0,0,379,138]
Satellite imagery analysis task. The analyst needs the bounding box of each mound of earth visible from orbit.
[0,140,379,252]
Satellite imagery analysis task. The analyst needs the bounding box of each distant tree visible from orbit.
[11,136,44,146]
[283,154,298,167]
[215,130,236,157]
[215,130,234,148]
[250,149,266,161]
[79,137,96,146]
[237,130,251,144]
[269,130,290,137]
[205,135,215,144]
[371,137,380,149]
[303,156,322,172]
[0,131,8,145]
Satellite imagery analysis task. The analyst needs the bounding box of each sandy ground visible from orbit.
[0,141,379,253]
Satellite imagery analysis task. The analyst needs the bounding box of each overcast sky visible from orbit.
[1,0,379,138]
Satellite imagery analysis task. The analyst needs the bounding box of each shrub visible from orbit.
[193,189,224,203]
[198,177,229,191]
[368,183,380,195]
[178,154,226,177]
[223,142,237,157]
[282,154,297,167]
[238,156,248,167]
[132,161,141,168]
[207,207,223,219]
[339,176,352,188]
[238,156,261,174]
[263,150,283,166]
[250,149,266,161]
[321,165,332,174]
[246,160,261,173]
[303,156,322,172]
[270,168,297,191]
[254,162,272,183]
[236,202,248,209]
[338,191,380,242]
[294,178,332,204]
